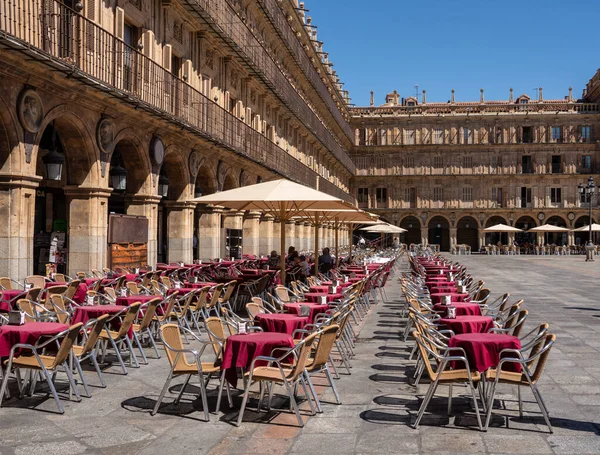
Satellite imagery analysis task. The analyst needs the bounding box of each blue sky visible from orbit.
[306,0,600,106]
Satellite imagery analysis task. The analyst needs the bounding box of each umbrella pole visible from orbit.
[280,218,286,284]
[349,223,353,262]
[335,221,339,268]
[314,221,319,276]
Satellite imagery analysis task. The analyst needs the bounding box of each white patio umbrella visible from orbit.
[190,179,350,281]
[362,224,407,233]
[528,224,570,232]
[572,223,600,232]
[483,223,523,232]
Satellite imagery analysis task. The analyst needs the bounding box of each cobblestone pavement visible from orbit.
[0,255,599,454]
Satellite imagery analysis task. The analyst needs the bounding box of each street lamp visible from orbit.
[42,125,65,181]
[578,176,595,261]
[109,163,127,191]
[158,173,169,198]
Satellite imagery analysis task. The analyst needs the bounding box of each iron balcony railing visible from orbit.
[180,0,356,173]
[0,0,354,203]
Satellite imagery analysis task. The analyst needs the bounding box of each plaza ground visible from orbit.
[1,255,599,454]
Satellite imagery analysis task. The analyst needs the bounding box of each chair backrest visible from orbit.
[509,309,528,337]
[207,284,224,308]
[44,285,69,309]
[530,333,556,383]
[79,314,110,355]
[116,302,142,338]
[24,287,42,302]
[160,276,172,288]
[126,281,140,295]
[76,272,87,279]
[0,277,12,290]
[160,323,194,371]
[137,298,162,331]
[190,286,210,311]
[54,273,67,282]
[114,275,126,290]
[204,316,226,357]
[474,288,491,303]
[51,323,84,368]
[16,298,37,322]
[25,275,46,289]
[103,287,117,301]
[275,285,290,302]
[65,280,81,300]
[245,302,263,320]
[289,331,319,379]
[155,292,178,322]
[309,324,339,369]
[251,296,265,309]
[50,295,71,324]
[219,280,237,302]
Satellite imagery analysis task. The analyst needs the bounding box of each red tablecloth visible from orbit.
[309,285,348,293]
[254,313,308,336]
[449,333,521,373]
[430,292,470,305]
[221,332,294,387]
[167,288,197,296]
[115,295,157,306]
[439,315,494,335]
[425,277,450,282]
[433,302,482,317]
[0,322,69,357]
[1,290,24,312]
[430,286,458,294]
[319,281,352,289]
[183,281,217,289]
[284,302,330,323]
[71,305,124,325]
[302,292,343,303]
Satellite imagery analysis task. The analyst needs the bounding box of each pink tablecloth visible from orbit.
[429,292,470,305]
[430,286,458,294]
[309,285,348,293]
[439,315,494,335]
[449,333,521,373]
[115,295,158,306]
[221,332,294,387]
[1,290,24,312]
[284,302,331,324]
[71,305,124,325]
[254,313,308,336]
[183,281,217,289]
[302,292,343,303]
[0,322,69,357]
[433,302,482,317]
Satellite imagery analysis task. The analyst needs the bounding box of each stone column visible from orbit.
[242,211,261,256]
[295,222,304,252]
[126,194,161,267]
[304,222,313,252]
[197,206,223,259]
[164,201,195,264]
[421,227,428,245]
[568,231,575,246]
[478,228,486,250]
[0,175,40,279]
[259,214,274,256]
[449,227,457,251]
[285,220,297,252]
[272,219,281,256]
[64,186,111,277]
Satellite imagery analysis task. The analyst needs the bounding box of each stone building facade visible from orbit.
[0,0,353,278]
[350,86,600,251]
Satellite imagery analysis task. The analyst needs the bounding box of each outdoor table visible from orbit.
[43,282,87,304]
[221,332,294,387]
[115,295,157,307]
[439,315,494,335]
[71,304,132,336]
[156,265,181,271]
[425,277,450,282]
[430,285,458,294]
[0,289,23,312]
[302,292,344,303]
[167,287,197,296]
[0,322,69,357]
[239,269,260,276]
[284,302,331,323]
[309,285,349,293]
[449,333,521,373]
[319,281,352,289]
[253,313,308,336]
[432,302,482,317]
[183,281,217,288]
[429,292,470,305]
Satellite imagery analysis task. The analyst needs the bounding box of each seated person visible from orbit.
[298,255,310,277]
[318,247,335,275]
[267,250,280,269]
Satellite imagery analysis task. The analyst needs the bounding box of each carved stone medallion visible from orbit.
[17,88,44,133]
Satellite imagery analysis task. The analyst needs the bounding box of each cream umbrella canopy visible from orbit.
[573,223,600,232]
[483,224,523,232]
[190,179,350,281]
[528,224,570,232]
[294,209,378,274]
[361,223,407,249]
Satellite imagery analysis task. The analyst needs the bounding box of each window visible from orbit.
[551,126,562,142]
[433,187,443,201]
[404,187,416,208]
[433,128,444,144]
[581,155,592,170]
[494,126,503,144]
[462,187,473,202]
[581,125,591,141]
[551,155,562,174]
[550,188,562,204]
[490,155,501,173]
[463,128,473,144]
[491,187,503,207]
[462,155,473,169]
[521,187,532,208]
[404,129,415,145]
[405,156,415,168]
[433,155,443,169]
[522,126,532,143]
[522,155,533,174]
[376,188,387,205]
[357,188,369,204]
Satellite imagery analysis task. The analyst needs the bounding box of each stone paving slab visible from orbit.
[0,255,599,454]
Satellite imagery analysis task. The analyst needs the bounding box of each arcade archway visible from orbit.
[456,216,479,250]
[428,216,450,251]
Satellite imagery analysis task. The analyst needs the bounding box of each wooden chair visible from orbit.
[132,298,163,362]
[151,323,231,420]
[24,275,48,289]
[245,302,264,320]
[98,302,142,374]
[0,323,83,414]
[72,314,110,396]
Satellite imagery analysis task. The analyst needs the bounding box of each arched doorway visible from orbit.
[456,216,478,250]
[108,138,149,214]
[515,216,536,245]
[428,216,450,251]
[485,216,508,246]
[546,216,568,245]
[574,215,597,246]
[400,216,421,245]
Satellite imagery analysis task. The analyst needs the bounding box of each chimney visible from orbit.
[568,86,573,102]
[451,89,455,103]
[538,87,543,101]
[422,89,427,104]
[509,87,514,102]
[370,90,374,106]
[480,88,484,103]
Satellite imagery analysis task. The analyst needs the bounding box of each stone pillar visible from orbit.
[304,222,312,252]
[164,201,195,264]
[64,186,111,277]
[449,227,457,251]
[568,231,575,246]
[0,175,40,279]
[285,220,297,252]
[295,222,304,252]
[197,206,222,260]
[259,214,274,256]
[421,227,428,245]
[242,211,261,256]
[478,228,486,249]
[272,220,281,256]
[126,194,161,267]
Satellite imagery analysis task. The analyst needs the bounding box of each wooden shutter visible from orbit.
[115,7,124,40]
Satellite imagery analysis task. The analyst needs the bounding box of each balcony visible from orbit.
[0,0,353,203]
[180,0,355,172]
